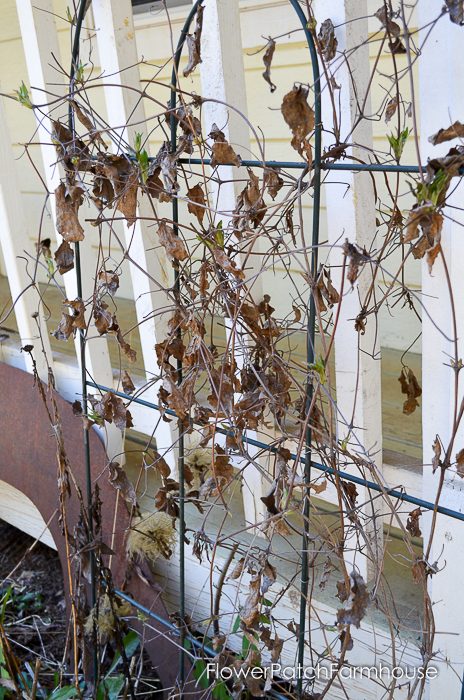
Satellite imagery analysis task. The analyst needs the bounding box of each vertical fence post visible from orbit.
[15,0,122,460]
[314,0,382,580]
[0,96,53,383]
[418,6,464,696]
[91,0,179,468]
[196,0,267,526]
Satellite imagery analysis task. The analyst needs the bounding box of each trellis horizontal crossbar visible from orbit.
[86,381,464,524]
[177,157,423,173]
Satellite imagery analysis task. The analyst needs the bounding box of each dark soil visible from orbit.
[0,520,67,665]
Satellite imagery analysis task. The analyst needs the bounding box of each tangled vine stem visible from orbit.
[5,0,464,697]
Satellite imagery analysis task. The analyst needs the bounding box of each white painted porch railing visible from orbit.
[0,1,462,697]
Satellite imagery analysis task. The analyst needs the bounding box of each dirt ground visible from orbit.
[0,520,67,666]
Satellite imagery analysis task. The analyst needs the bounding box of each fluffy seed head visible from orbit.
[126,511,177,564]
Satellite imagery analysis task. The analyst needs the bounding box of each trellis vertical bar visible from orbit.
[314,0,383,581]
[15,0,122,461]
[0,96,53,383]
[286,1,322,694]
[418,4,464,696]
[91,0,178,467]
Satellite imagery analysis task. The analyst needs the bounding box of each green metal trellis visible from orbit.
[67,1,464,697]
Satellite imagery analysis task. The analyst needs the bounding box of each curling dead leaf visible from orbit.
[146,167,165,200]
[55,182,85,242]
[71,100,106,149]
[263,167,284,200]
[281,85,314,159]
[157,219,188,262]
[342,239,365,285]
[183,3,204,77]
[406,508,422,537]
[121,370,135,395]
[336,571,369,628]
[212,247,245,279]
[446,0,464,24]
[310,479,327,495]
[64,298,86,330]
[94,154,139,225]
[315,266,340,312]
[229,557,245,580]
[233,169,266,233]
[209,124,241,167]
[404,205,443,272]
[318,19,338,62]
[262,38,276,92]
[98,270,119,296]
[456,448,464,478]
[240,573,261,628]
[432,436,442,473]
[54,240,74,274]
[429,121,464,145]
[187,183,206,224]
[89,392,133,431]
[108,461,137,506]
[398,367,422,415]
[52,312,74,341]
[374,6,406,53]
[385,95,399,123]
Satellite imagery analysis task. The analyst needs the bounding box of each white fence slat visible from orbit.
[91,0,178,466]
[418,5,464,695]
[314,0,382,581]
[0,94,53,383]
[197,0,267,526]
[16,0,122,461]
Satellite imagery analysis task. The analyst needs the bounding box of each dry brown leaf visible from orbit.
[55,182,85,242]
[263,167,284,200]
[336,571,369,628]
[121,370,135,395]
[210,126,242,167]
[233,169,266,233]
[108,461,137,506]
[432,436,442,473]
[98,270,119,296]
[406,508,422,537]
[52,312,74,341]
[262,38,276,92]
[187,183,206,224]
[183,3,204,77]
[446,0,464,24]
[157,219,188,262]
[429,121,464,145]
[89,392,133,431]
[54,240,74,275]
[212,247,245,279]
[455,448,464,478]
[281,85,314,158]
[146,167,165,200]
[342,239,365,285]
[374,6,406,53]
[398,367,422,415]
[318,19,338,62]
[71,100,106,149]
[385,95,399,123]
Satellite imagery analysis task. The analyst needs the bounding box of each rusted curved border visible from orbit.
[0,362,181,697]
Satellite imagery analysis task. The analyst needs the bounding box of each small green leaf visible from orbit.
[214,221,224,248]
[96,675,125,700]
[309,356,327,385]
[387,126,409,161]
[15,82,32,109]
[48,686,79,700]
